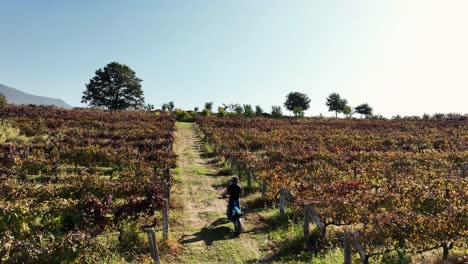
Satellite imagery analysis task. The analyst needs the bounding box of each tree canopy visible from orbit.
[325,93,348,117]
[234,104,244,115]
[168,101,175,111]
[284,92,311,116]
[343,105,352,117]
[255,105,263,116]
[204,102,213,111]
[292,107,305,117]
[243,104,254,117]
[82,62,144,110]
[355,103,373,117]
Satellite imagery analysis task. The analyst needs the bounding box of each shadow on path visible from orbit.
[179,218,236,246]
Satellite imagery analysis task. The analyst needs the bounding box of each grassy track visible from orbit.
[167,122,267,264]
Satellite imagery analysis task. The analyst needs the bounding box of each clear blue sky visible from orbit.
[1,0,467,116]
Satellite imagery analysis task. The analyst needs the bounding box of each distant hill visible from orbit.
[0,84,71,108]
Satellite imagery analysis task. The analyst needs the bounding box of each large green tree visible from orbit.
[325,93,348,117]
[284,92,311,116]
[355,103,373,118]
[82,62,144,110]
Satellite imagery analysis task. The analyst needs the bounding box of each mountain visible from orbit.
[0,84,72,108]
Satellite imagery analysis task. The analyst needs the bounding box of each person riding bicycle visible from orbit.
[222,176,244,221]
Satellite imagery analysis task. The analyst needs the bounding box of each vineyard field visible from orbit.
[0,106,176,263]
[1,106,467,263]
[197,116,468,262]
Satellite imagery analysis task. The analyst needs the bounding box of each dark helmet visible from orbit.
[232,176,239,184]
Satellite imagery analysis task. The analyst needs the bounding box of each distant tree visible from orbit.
[175,109,196,122]
[0,93,7,107]
[292,107,305,117]
[204,102,213,111]
[144,104,154,111]
[0,93,6,126]
[354,103,373,118]
[284,92,311,116]
[82,62,144,110]
[445,113,463,120]
[194,106,199,112]
[255,105,263,116]
[343,105,352,118]
[271,106,283,118]
[161,101,175,111]
[217,107,227,118]
[325,93,348,117]
[168,101,175,111]
[243,104,254,117]
[234,104,244,115]
[432,113,446,120]
[201,109,210,116]
[224,103,242,113]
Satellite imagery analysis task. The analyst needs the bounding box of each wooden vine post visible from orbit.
[303,204,326,246]
[262,178,267,198]
[146,228,161,264]
[163,179,171,204]
[442,242,453,262]
[350,232,369,264]
[165,167,171,181]
[162,198,169,241]
[343,232,352,264]
[279,187,286,217]
[304,204,310,244]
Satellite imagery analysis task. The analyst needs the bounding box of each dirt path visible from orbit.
[170,122,265,264]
